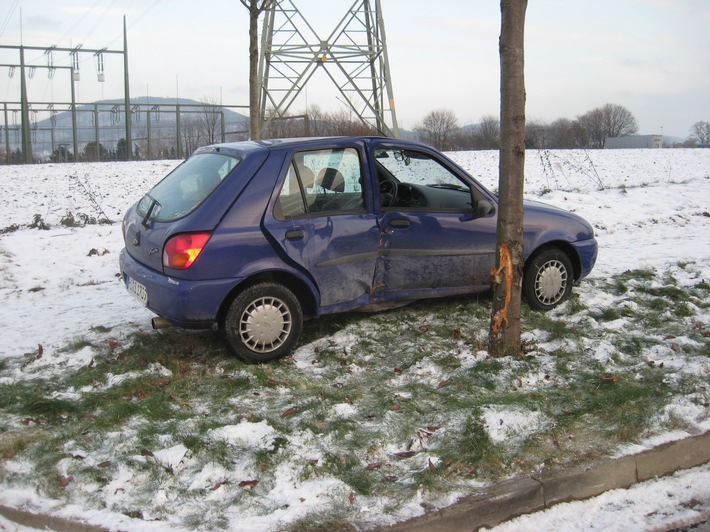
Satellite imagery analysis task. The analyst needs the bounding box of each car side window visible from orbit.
[374,148,475,212]
[275,147,365,220]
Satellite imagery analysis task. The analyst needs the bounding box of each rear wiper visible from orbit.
[141,194,162,227]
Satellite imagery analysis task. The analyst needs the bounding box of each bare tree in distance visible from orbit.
[578,103,638,148]
[240,0,274,141]
[690,121,710,145]
[180,116,203,156]
[478,113,501,149]
[546,117,587,149]
[489,0,527,357]
[416,108,459,151]
[199,95,223,145]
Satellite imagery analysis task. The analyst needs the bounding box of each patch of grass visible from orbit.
[592,307,622,322]
[285,512,358,532]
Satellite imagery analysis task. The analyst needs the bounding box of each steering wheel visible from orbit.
[379,179,399,207]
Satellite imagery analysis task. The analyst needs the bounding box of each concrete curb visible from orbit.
[1,431,709,531]
[0,503,109,532]
[386,429,710,531]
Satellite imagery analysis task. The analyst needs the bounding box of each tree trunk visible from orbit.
[489,0,527,357]
[248,1,261,140]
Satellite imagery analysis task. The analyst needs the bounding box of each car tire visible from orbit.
[523,248,574,311]
[221,282,303,363]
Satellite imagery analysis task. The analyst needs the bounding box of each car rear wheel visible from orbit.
[523,248,573,311]
[221,282,303,363]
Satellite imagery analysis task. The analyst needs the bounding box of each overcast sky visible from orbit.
[1,0,708,138]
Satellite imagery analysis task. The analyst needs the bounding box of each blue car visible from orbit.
[120,136,597,362]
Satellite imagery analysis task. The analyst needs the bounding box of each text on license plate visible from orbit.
[127,277,148,305]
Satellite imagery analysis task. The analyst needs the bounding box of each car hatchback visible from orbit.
[120,136,597,362]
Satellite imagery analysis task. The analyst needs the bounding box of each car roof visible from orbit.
[192,136,427,158]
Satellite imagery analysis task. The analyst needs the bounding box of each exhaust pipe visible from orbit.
[151,317,174,330]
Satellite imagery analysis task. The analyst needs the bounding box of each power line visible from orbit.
[81,0,119,44]
[106,0,162,47]
[56,0,104,45]
[0,0,21,38]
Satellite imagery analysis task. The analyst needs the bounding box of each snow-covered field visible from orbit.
[1,148,709,530]
[2,149,709,361]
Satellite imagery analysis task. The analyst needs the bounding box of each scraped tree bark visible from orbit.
[489,0,527,357]
[240,0,273,140]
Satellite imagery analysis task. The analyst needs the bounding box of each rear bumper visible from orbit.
[119,248,240,328]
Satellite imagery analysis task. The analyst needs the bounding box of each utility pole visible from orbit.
[123,16,132,160]
[19,46,32,163]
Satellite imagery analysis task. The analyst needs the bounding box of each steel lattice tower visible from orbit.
[258,0,400,137]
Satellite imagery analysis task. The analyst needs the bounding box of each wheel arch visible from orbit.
[525,241,581,282]
[216,271,318,327]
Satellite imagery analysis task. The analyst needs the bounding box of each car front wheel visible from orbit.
[523,248,574,311]
[221,283,303,363]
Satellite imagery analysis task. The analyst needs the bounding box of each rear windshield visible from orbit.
[137,153,240,222]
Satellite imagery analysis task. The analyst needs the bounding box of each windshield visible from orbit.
[137,153,240,222]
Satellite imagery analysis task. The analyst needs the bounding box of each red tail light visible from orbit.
[163,232,211,270]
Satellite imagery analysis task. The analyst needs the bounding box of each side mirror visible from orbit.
[476,199,494,217]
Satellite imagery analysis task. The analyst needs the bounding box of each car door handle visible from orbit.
[285,229,305,240]
[389,219,410,228]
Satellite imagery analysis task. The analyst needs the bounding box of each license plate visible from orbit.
[127,276,148,305]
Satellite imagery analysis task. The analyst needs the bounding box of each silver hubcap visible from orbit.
[535,260,568,306]
[239,296,292,353]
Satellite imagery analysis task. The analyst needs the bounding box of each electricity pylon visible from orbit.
[258,0,400,137]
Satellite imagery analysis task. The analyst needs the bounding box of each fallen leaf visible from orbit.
[600,373,620,383]
[239,480,259,488]
[385,475,399,482]
[437,378,452,388]
[37,344,44,358]
[140,449,154,457]
[349,492,356,504]
[388,404,401,411]
[365,462,384,470]
[281,406,301,417]
[152,377,171,388]
[393,451,417,459]
[210,480,228,491]
[97,460,112,468]
[59,476,73,488]
[428,458,438,471]
[107,339,121,351]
